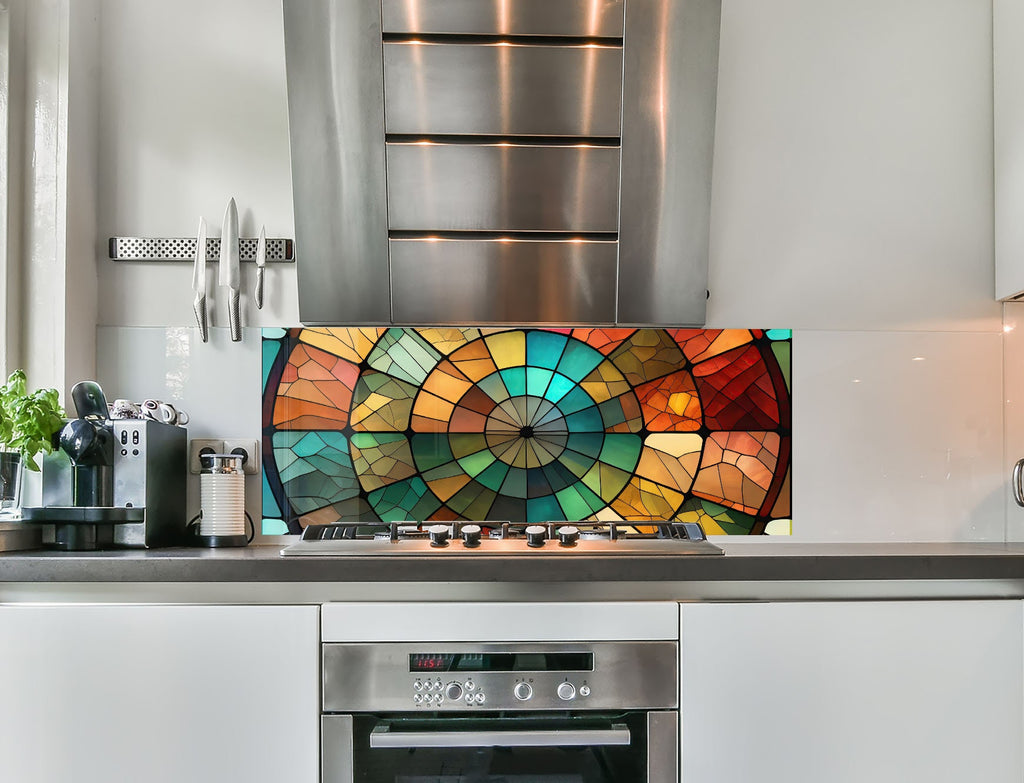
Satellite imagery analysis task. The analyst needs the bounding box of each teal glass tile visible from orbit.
[766,329,791,340]
[526,330,569,370]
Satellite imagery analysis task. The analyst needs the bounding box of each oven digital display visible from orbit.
[409,652,594,673]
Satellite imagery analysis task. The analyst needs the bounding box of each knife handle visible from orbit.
[255,267,265,310]
[193,294,209,343]
[228,289,241,342]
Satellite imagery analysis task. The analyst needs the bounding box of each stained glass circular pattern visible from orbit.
[262,327,792,535]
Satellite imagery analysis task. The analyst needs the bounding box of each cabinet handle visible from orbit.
[1013,459,1024,507]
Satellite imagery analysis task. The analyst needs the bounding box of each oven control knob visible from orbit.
[445,682,464,701]
[525,525,547,547]
[556,525,579,546]
[513,682,533,701]
[579,685,591,697]
[461,524,482,547]
[557,682,576,701]
[428,524,450,547]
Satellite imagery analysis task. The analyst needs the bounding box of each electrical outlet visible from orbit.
[223,438,260,475]
[189,439,224,474]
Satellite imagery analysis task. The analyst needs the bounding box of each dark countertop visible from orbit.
[3,541,1024,583]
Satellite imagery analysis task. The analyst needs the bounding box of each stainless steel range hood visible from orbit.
[284,0,721,326]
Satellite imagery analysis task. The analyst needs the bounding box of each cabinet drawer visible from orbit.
[390,238,617,324]
[381,0,625,37]
[384,42,623,137]
[386,143,621,232]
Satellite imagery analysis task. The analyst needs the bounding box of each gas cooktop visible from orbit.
[280,520,723,557]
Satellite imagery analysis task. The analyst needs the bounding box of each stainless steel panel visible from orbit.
[647,711,679,783]
[617,0,721,326]
[369,723,631,748]
[283,0,391,325]
[322,715,354,783]
[322,641,678,712]
[386,143,621,231]
[384,42,623,137]
[390,239,617,324]
[382,0,625,37]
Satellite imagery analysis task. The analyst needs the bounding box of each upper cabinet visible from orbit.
[996,0,1024,300]
[284,0,721,326]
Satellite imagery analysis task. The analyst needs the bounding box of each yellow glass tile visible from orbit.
[484,331,526,369]
[427,473,473,502]
[419,328,481,354]
[300,327,385,364]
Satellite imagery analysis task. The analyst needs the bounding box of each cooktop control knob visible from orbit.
[461,524,482,548]
[557,682,576,701]
[525,525,547,548]
[428,524,450,547]
[513,682,533,701]
[557,525,579,546]
[445,682,463,702]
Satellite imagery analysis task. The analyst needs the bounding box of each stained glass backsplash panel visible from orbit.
[261,328,792,535]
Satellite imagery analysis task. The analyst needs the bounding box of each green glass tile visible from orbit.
[580,461,631,502]
[540,461,578,494]
[766,329,791,340]
[557,386,596,417]
[564,408,603,433]
[368,329,441,386]
[411,434,455,472]
[556,339,604,382]
[544,372,576,404]
[262,518,289,535]
[500,466,529,498]
[565,432,605,459]
[262,338,283,385]
[476,460,511,492]
[293,432,326,458]
[262,470,281,518]
[526,330,569,370]
[555,482,604,520]
[527,495,562,524]
[771,341,791,391]
[368,476,434,521]
[457,447,497,479]
[557,447,598,479]
[599,434,642,473]
[449,433,489,459]
[477,372,511,403]
[526,367,554,398]
[500,367,528,397]
[598,398,627,428]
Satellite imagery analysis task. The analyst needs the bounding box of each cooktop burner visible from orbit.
[280,520,723,556]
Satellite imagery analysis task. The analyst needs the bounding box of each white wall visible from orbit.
[91,0,1005,541]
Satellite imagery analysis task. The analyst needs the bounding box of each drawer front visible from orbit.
[384,42,623,137]
[386,143,621,232]
[381,0,625,37]
[390,239,618,324]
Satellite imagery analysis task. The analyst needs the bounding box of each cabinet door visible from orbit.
[680,601,1023,783]
[0,604,319,783]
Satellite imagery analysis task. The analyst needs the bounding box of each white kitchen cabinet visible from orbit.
[0,604,319,783]
[679,601,1023,783]
[996,0,1024,299]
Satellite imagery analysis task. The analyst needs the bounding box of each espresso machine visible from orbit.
[22,381,187,550]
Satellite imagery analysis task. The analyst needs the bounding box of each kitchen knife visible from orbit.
[219,197,241,341]
[192,217,209,342]
[254,224,266,310]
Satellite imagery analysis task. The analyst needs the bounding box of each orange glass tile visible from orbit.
[609,330,686,385]
[635,371,702,432]
[300,327,386,364]
[419,328,482,355]
[421,360,475,404]
[570,328,637,355]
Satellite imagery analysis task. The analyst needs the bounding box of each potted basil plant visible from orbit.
[0,370,65,515]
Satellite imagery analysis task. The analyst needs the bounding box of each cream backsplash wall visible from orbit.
[93,0,1005,541]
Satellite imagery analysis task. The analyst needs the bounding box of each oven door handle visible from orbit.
[369,723,632,749]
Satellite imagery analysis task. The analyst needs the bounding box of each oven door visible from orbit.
[323,711,677,783]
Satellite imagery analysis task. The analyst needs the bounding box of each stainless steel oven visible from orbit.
[321,640,678,783]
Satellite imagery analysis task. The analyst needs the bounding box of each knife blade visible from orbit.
[254,224,266,310]
[192,217,209,342]
[219,197,241,342]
